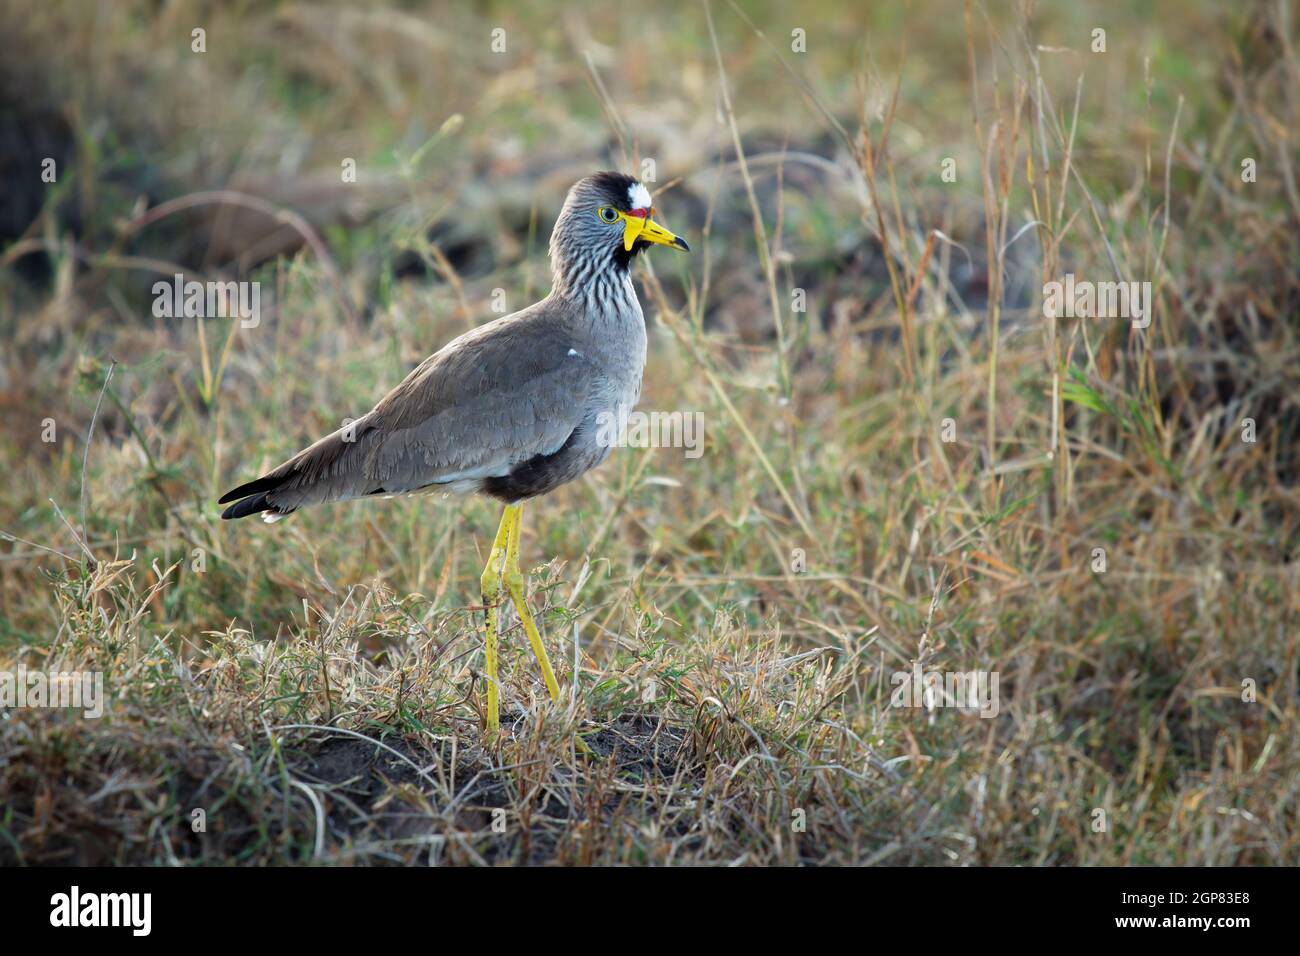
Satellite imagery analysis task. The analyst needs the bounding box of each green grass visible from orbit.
[1,0,1297,865]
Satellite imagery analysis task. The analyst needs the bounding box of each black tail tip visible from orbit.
[220,492,272,520]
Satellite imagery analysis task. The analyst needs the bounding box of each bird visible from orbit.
[218,171,690,736]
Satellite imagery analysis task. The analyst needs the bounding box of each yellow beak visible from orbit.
[620,212,690,253]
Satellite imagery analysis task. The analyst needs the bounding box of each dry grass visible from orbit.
[1,0,1298,865]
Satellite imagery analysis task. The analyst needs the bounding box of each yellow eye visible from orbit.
[598,206,619,223]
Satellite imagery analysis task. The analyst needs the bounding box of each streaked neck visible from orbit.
[552,252,640,321]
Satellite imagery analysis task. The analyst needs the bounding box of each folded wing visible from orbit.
[219,304,593,520]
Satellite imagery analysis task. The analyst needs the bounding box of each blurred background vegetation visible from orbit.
[0,0,1297,865]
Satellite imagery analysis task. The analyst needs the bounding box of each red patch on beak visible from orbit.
[628,207,651,219]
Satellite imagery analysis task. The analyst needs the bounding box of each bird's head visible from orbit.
[549,171,689,290]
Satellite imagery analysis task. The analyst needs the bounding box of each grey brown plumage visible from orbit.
[219,171,683,522]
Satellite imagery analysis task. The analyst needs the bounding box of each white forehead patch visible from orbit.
[628,182,652,210]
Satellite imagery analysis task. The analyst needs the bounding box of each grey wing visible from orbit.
[219,309,596,519]
[368,315,596,490]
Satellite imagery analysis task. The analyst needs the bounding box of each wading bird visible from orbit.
[218,172,690,735]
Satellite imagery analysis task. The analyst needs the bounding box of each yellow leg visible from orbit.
[480,505,513,736]
[501,503,562,704]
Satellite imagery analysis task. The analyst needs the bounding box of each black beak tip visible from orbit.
[674,236,691,252]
